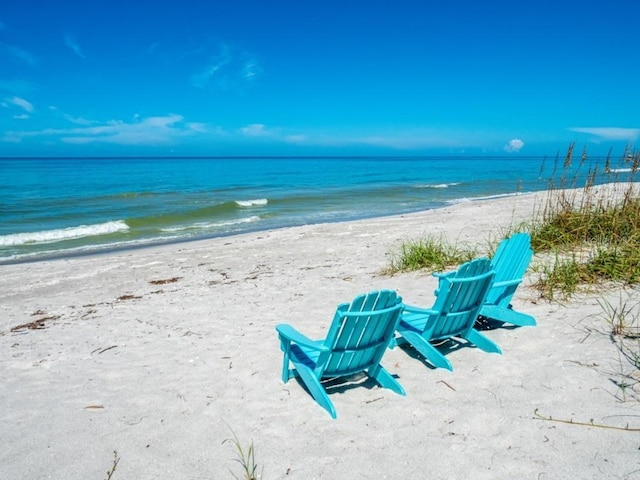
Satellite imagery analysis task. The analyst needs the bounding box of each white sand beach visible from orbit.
[1,191,639,479]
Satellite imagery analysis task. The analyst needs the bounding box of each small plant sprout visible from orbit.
[104,451,120,480]
[223,429,262,480]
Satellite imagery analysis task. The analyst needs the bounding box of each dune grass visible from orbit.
[385,144,640,382]
[385,144,640,298]
[528,144,640,299]
[383,235,477,274]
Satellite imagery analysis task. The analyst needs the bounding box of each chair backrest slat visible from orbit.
[323,290,402,377]
[486,233,533,306]
[429,258,494,340]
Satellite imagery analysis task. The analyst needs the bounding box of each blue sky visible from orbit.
[1,0,639,157]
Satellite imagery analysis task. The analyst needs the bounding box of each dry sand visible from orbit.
[1,191,639,479]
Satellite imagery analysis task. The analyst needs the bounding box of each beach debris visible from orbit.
[117,294,142,301]
[364,396,384,404]
[80,309,97,319]
[245,263,273,281]
[104,450,120,480]
[149,276,182,285]
[437,380,457,391]
[91,345,118,355]
[11,314,60,332]
[533,408,640,431]
[208,270,237,285]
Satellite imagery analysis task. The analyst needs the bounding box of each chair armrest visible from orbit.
[276,324,329,352]
[432,270,455,280]
[491,278,522,289]
[402,304,438,316]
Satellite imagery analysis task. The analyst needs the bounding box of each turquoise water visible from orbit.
[0,155,630,263]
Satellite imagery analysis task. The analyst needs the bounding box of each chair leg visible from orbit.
[465,328,502,354]
[398,330,454,371]
[281,351,292,383]
[369,365,406,396]
[293,363,337,419]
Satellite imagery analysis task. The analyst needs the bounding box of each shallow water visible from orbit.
[0,155,630,263]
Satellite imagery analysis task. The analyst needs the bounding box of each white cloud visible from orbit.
[1,133,21,143]
[242,59,261,81]
[1,117,523,154]
[314,130,482,150]
[503,138,525,153]
[0,42,37,67]
[240,123,270,137]
[284,134,307,144]
[3,96,34,113]
[63,115,189,144]
[0,79,35,94]
[1,114,207,145]
[63,114,97,125]
[569,127,640,142]
[190,42,261,90]
[13,113,29,120]
[191,43,232,88]
[186,122,209,133]
[64,34,85,58]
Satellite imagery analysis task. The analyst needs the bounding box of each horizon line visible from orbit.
[0,153,603,161]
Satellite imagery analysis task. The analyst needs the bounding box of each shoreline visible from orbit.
[2,190,639,479]
[0,191,529,266]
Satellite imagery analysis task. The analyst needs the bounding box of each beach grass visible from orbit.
[223,429,262,480]
[387,144,640,298]
[386,144,640,379]
[383,236,477,274]
[529,144,640,299]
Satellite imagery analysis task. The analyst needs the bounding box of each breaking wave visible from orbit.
[235,198,268,207]
[0,220,130,247]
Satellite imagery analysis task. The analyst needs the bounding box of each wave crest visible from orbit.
[160,216,261,232]
[0,220,129,247]
[235,198,268,207]
[415,182,461,189]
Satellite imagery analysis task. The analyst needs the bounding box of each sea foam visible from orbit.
[235,198,268,207]
[160,216,261,233]
[415,182,461,189]
[446,192,524,205]
[0,220,129,246]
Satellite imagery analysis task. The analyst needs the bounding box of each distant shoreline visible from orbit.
[0,191,529,266]
[0,154,572,160]
[3,154,634,265]
[0,203,456,266]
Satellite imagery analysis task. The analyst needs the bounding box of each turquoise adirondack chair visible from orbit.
[479,232,536,327]
[276,290,405,418]
[390,257,501,371]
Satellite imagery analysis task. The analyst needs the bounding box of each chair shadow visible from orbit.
[292,372,402,396]
[395,338,470,370]
[474,315,518,331]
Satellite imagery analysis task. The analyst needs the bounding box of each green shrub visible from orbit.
[384,236,477,274]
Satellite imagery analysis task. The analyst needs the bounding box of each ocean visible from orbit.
[0,155,631,264]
